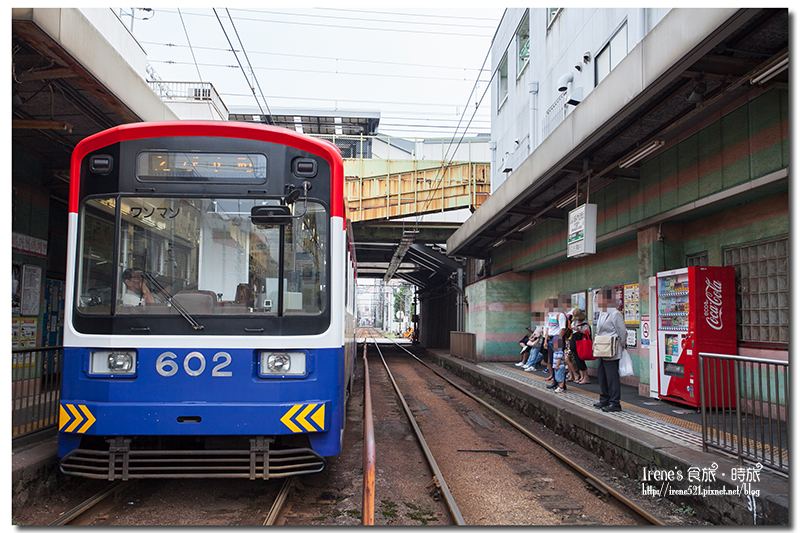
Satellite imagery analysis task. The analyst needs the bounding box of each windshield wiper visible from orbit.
[143,273,204,331]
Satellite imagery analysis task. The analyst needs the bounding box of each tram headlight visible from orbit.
[88,350,137,376]
[258,351,306,377]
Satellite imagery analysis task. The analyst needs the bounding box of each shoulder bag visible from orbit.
[593,313,619,359]
[592,335,619,359]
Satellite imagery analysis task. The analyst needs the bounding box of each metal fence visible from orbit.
[699,352,789,474]
[147,80,228,119]
[12,346,63,439]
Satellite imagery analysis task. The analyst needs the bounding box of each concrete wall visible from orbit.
[464,271,532,359]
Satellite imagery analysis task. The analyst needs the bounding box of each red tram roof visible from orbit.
[69,121,346,226]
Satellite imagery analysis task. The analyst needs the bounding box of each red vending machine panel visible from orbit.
[656,267,736,407]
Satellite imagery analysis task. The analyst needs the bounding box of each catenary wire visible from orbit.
[314,7,500,22]
[212,8,268,118]
[156,9,495,38]
[229,8,497,30]
[225,8,273,117]
[413,10,502,226]
[140,41,488,74]
[149,59,493,84]
[176,8,214,117]
[221,92,481,109]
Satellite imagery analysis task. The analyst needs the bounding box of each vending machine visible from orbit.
[656,266,736,408]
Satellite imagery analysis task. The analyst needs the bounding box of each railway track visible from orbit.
[48,477,297,526]
[362,328,664,526]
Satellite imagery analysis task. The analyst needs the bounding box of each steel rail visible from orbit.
[361,340,376,525]
[369,337,466,526]
[384,335,665,526]
[48,480,131,526]
[263,477,296,525]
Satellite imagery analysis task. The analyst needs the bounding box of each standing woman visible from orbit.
[593,289,626,412]
[570,309,591,384]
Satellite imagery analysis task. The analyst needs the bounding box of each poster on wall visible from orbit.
[12,262,22,314]
[641,315,650,347]
[624,283,640,325]
[591,288,602,324]
[626,328,638,348]
[19,317,38,349]
[21,264,42,317]
[571,291,586,311]
[615,286,624,312]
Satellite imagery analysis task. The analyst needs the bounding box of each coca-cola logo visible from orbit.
[704,278,723,330]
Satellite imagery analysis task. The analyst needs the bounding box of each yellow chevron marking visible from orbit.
[77,404,96,434]
[296,403,317,432]
[59,404,70,431]
[310,404,325,431]
[65,404,83,433]
[280,404,303,433]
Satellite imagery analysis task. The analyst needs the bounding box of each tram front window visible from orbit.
[76,197,328,317]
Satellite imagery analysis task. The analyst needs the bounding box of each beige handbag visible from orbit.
[593,312,619,358]
[593,335,619,358]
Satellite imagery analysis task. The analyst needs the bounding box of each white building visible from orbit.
[490,8,670,192]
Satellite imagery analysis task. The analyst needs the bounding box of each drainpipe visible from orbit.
[489,141,497,191]
[638,8,646,44]
[528,82,539,154]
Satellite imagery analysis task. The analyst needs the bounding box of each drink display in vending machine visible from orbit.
[656,266,736,407]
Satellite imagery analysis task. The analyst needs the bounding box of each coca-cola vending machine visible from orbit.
[656,266,736,408]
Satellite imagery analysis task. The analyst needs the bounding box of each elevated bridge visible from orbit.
[344,159,491,223]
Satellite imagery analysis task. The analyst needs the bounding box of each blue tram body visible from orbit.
[59,122,356,480]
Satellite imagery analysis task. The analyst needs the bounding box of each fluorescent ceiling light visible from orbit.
[556,193,578,209]
[492,238,506,248]
[750,57,788,85]
[518,220,536,232]
[619,140,665,168]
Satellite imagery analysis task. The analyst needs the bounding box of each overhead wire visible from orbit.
[148,59,493,84]
[158,8,495,38]
[313,7,499,22]
[212,8,268,119]
[412,10,503,229]
[230,8,497,30]
[220,91,482,109]
[176,7,214,118]
[141,41,489,73]
[225,8,273,118]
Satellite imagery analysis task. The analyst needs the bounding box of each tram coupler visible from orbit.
[249,436,274,480]
[107,436,131,481]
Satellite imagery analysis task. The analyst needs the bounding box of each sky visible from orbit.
[122,7,506,139]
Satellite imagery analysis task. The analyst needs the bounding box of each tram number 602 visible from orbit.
[156,351,233,377]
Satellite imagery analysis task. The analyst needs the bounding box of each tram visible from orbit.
[58,121,357,480]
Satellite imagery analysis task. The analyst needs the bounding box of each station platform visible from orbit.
[424,349,788,526]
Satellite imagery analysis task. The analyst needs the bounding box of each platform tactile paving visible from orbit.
[480,363,704,450]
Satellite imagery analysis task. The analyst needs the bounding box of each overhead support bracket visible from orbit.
[383,230,418,283]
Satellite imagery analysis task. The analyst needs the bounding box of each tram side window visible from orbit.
[77,198,116,313]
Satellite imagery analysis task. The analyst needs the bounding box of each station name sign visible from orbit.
[567,204,597,258]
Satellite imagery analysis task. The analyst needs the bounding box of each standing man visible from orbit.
[121,268,155,306]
